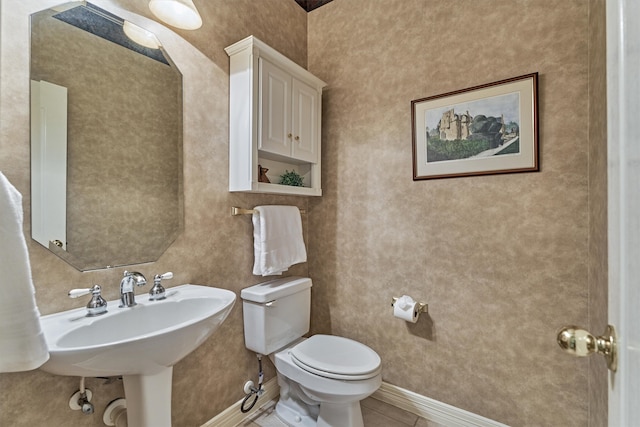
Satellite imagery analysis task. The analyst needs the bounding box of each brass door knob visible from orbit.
[556,324,617,372]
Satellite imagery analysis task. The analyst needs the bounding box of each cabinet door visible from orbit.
[259,58,291,158]
[291,78,319,163]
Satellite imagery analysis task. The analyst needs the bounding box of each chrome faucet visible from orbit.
[68,284,107,316]
[119,271,147,308]
[149,272,173,301]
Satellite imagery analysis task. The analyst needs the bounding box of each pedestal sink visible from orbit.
[39,284,236,427]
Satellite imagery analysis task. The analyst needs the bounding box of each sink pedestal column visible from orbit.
[123,367,173,427]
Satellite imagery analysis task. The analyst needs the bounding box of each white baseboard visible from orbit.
[201,377,279,427]
[371,382,509,427]
[203,379,509,427]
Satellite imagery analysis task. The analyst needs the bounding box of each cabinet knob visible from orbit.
[287,133,292,138]
[294,136,300,141]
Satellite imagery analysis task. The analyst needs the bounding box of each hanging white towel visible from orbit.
[0,172,49,372]
[252,205,307,276]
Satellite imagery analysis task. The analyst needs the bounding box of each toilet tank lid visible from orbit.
[241,276,312,303]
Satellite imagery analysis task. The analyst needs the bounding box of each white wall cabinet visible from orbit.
[259,58,319,164]
[225,36,326,196]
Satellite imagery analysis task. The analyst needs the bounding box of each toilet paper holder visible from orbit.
[391,297,428,314]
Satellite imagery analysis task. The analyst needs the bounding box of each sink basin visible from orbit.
[41,284,236,377]
[39,284,236,426]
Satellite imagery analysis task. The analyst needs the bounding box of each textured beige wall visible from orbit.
[588,0,608,426]
[307,0,595,426]
[0,0,307,426]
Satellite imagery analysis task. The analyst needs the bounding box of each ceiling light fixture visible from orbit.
[148,0,202,30]
[123,21,161,49]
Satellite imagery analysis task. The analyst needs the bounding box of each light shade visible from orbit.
[123,21,161,49]
[149,0,202,30]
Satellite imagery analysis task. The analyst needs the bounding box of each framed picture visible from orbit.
[412,73,538,180]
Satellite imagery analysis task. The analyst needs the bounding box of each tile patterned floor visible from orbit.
[237,397,446,427]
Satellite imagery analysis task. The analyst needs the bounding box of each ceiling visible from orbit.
[294,0,334,12]
[53,3,169,65]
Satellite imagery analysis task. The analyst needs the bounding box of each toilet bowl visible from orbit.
[241,277,382,427]
[273,335,381,427]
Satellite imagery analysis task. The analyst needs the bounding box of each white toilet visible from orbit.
[241,277,382,427]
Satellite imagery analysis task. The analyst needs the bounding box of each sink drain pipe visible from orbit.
[240,354,264,413]
[103,398,127,426]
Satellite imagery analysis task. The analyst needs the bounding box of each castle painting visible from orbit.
[411,73,538,180]
[425,92,520,163]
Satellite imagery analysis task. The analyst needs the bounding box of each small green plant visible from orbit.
[279,170,304,187]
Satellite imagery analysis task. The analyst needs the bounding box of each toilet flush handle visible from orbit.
[556,324,617,372]
[264,300,276,307]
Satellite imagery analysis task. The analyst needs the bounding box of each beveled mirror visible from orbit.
[30,2,183,271]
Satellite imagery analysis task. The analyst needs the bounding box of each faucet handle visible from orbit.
[149,272,173,301]
[157,272,173,280]
[69,287,93,298]
[68,285,107,316]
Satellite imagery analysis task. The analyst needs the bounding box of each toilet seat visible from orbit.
[290,335,381,381]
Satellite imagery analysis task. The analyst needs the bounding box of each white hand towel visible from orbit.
[0,172,49,372]
[252,205,307,276]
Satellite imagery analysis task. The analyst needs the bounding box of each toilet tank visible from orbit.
[241,277,312,355]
